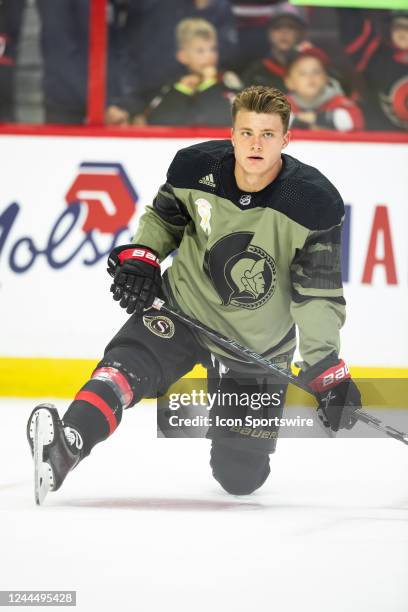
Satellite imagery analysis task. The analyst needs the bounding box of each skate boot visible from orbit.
[27,404,82,505]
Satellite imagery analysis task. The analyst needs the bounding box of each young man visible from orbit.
[27,86,361,499]
[146,18,241,126]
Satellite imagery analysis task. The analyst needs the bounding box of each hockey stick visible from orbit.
[152,298,408,446]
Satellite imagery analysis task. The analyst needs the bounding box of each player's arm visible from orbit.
[133,182,191,258]
[290,198,361,431]
[107,153,192,314]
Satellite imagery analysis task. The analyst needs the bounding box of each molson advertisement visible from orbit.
[0,135,407,396]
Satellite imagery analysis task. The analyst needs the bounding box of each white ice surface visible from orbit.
[1,398,408,612]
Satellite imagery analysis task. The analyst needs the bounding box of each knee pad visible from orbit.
[91,366,134,408]
[210,442,271,495]
[97,345,162,405]
[64,373,127,457]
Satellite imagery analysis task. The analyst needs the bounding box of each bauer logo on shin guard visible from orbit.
[143,315,175,339]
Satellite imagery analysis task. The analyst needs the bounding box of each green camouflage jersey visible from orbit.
[133,140,346,372]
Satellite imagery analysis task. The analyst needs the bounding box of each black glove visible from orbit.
[300,354,361,432]
[107,244,161,314]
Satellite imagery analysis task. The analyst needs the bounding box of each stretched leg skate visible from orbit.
[27,405,82,505]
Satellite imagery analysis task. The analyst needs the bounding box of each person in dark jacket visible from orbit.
[146,18,241,126]
[240,3,319,92]
[0,0,25,122]
[121,0,239,124]
[37,0,135,125]
[37,0,238,125]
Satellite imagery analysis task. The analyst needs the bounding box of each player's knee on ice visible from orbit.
[210,442,270,495]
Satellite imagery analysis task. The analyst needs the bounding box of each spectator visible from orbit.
[37,0,134,125]
[146,18,241,126]
[0,0,25,122]
[338,8,408,131]
[284,51,364,131]
[121,0,239,124]
[37,0,89,124]
[241,3,314,91]
[229,0,288,69]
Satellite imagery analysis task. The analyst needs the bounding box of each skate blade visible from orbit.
[33,412,54,505]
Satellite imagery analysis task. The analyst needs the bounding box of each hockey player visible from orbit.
[27,86,361,500]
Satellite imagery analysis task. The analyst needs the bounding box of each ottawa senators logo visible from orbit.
[379,76,408,128]
[143,315,175,338]
[204,232,277,310]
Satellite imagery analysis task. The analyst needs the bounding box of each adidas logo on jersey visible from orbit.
[199,173,216,188]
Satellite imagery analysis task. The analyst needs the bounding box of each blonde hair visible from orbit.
[176,18,217,50]
[232,86,291,132]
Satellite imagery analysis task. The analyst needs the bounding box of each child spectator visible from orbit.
[241,4,314,92]
[147,18,241,126]
[284,51,364,131]
[338,9,408,131]
[123,0,239,125]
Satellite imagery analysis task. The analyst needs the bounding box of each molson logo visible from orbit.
[0,162,138,274]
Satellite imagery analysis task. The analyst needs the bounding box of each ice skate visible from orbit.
[27,404,82,505]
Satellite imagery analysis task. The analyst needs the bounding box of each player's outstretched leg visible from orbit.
[26,364,133,503]
[26,305,204,503]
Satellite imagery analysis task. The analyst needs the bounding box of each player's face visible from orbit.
[177,37,218,74]
[231,111,290,178]
[285,56,327,100]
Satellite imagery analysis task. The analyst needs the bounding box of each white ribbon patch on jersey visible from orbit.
[195,198,212,235]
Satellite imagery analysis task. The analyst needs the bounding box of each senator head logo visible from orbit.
[65,162,138,234]
[204,232,277,309]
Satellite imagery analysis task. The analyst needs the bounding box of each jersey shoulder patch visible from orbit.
[167,140,232,192]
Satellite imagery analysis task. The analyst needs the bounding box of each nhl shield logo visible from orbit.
[143,315,175,339]
[239,194,251,206]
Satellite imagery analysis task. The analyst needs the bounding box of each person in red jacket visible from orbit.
[284,51,364,131]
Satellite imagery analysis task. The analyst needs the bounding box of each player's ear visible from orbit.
[282,130,291,149]
[231,127,235,147]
